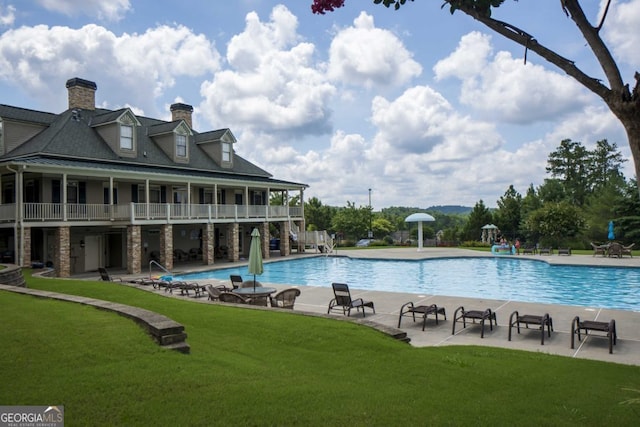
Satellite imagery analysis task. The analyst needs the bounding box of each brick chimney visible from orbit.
[66,77,97,111]
[170,103,193,128]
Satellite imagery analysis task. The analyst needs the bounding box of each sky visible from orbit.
[0,1,638,210]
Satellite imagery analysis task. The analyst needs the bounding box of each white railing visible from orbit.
[16,202,302,223]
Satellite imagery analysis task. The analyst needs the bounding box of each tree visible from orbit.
[312,0,640,196]
[588,139,627,190]
[523,201,586,247]
[461,199,493,242]
[493,185,522,240]
[331,201,370,240]
[546,139,590,206]
[304,196,335,232]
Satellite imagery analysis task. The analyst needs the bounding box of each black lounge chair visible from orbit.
[508,311,553,345]
[538,247,553,255]
[452,306,497,338]
[398,302,446,331]
[98,267,123,282]
[270,288,301,309]
[557,248,571,256]
[571,316,617,354]
[327,283,375,318]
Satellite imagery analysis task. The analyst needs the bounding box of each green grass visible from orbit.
[2,272,640,426]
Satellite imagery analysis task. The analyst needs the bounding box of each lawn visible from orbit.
[1,271,639,426]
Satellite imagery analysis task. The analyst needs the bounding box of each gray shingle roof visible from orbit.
[0,104,305,188]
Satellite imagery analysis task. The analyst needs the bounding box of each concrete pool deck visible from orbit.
[126,248,640,365]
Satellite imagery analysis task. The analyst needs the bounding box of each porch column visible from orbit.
[21,226,31,268]
[229,223,239,262]
[55,226,71,278]
[280,221,290,256]
[203,223,214,265]
[127,225,142,274]
[160,224,173,271]
[261,222,270,260]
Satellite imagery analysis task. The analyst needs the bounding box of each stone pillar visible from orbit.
[203,223,214,265]
[21,226,32,268]
[229,223,239,262]
[127,225,142,274]
[55,226,71,278]
[261,222,270,260]
[160,224,173,271]
[280,221,290,256]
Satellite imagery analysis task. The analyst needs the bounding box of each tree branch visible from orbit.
[451,3,615,102]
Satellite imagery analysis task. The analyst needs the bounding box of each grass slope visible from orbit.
[1,273,639,426]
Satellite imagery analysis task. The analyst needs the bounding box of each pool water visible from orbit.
[174,256,640,311]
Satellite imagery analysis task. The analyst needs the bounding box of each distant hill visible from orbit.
[426,205,472,215]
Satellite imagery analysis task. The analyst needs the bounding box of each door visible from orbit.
[84,235,102,272]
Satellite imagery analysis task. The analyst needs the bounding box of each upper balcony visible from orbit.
[0,203,303,224]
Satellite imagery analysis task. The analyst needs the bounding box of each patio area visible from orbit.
[108,247,640,366]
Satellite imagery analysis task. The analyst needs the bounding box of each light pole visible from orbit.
[368,188,372,240]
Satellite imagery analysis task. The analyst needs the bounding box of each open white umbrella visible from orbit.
[405,213,436,252]
[248,228,264,291]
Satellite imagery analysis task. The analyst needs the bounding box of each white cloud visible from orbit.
[36,0,131,21]
[370,85,502,160]
[0,23,220,112]
[434,31,590,124]
[327,11,422,87]
[604,0,640,66]
[199,5,335,136]
[0,4,15,26]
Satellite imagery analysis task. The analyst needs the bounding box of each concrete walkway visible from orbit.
[115,248,640,366]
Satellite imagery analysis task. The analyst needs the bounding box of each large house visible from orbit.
[0,78,307,277]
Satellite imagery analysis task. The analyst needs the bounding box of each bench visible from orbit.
[508,311,553,345]
[571,316,617,354]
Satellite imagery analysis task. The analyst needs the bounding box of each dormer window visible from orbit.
[176,134,187,157]
[222,142,231,162]
[120,124,134,150]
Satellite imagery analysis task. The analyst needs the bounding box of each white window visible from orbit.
[176,134,187,157]
[222,142,231,162]
[120,124,133,150]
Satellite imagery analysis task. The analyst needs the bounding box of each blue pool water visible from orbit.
[174,257,640,311]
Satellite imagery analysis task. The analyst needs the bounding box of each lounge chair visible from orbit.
[327,282,375,317]
[452,306,497,338]
[557,248,571,256]
[98,267,123,282]
[521,246,536,255]
[622,243,635,257]
[230,275,243,289]
[218,292,249,304]
[508,311,553,345]
[590,242,608,257]
[398,302,446,331]
[538,247,553,255]
[269,288,301,309]
[571,316,617,354]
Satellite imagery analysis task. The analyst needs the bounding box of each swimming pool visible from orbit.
[174,256,640,311]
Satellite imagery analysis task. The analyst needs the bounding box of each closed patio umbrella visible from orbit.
[248,228,264,291]
[608,221,615,241]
